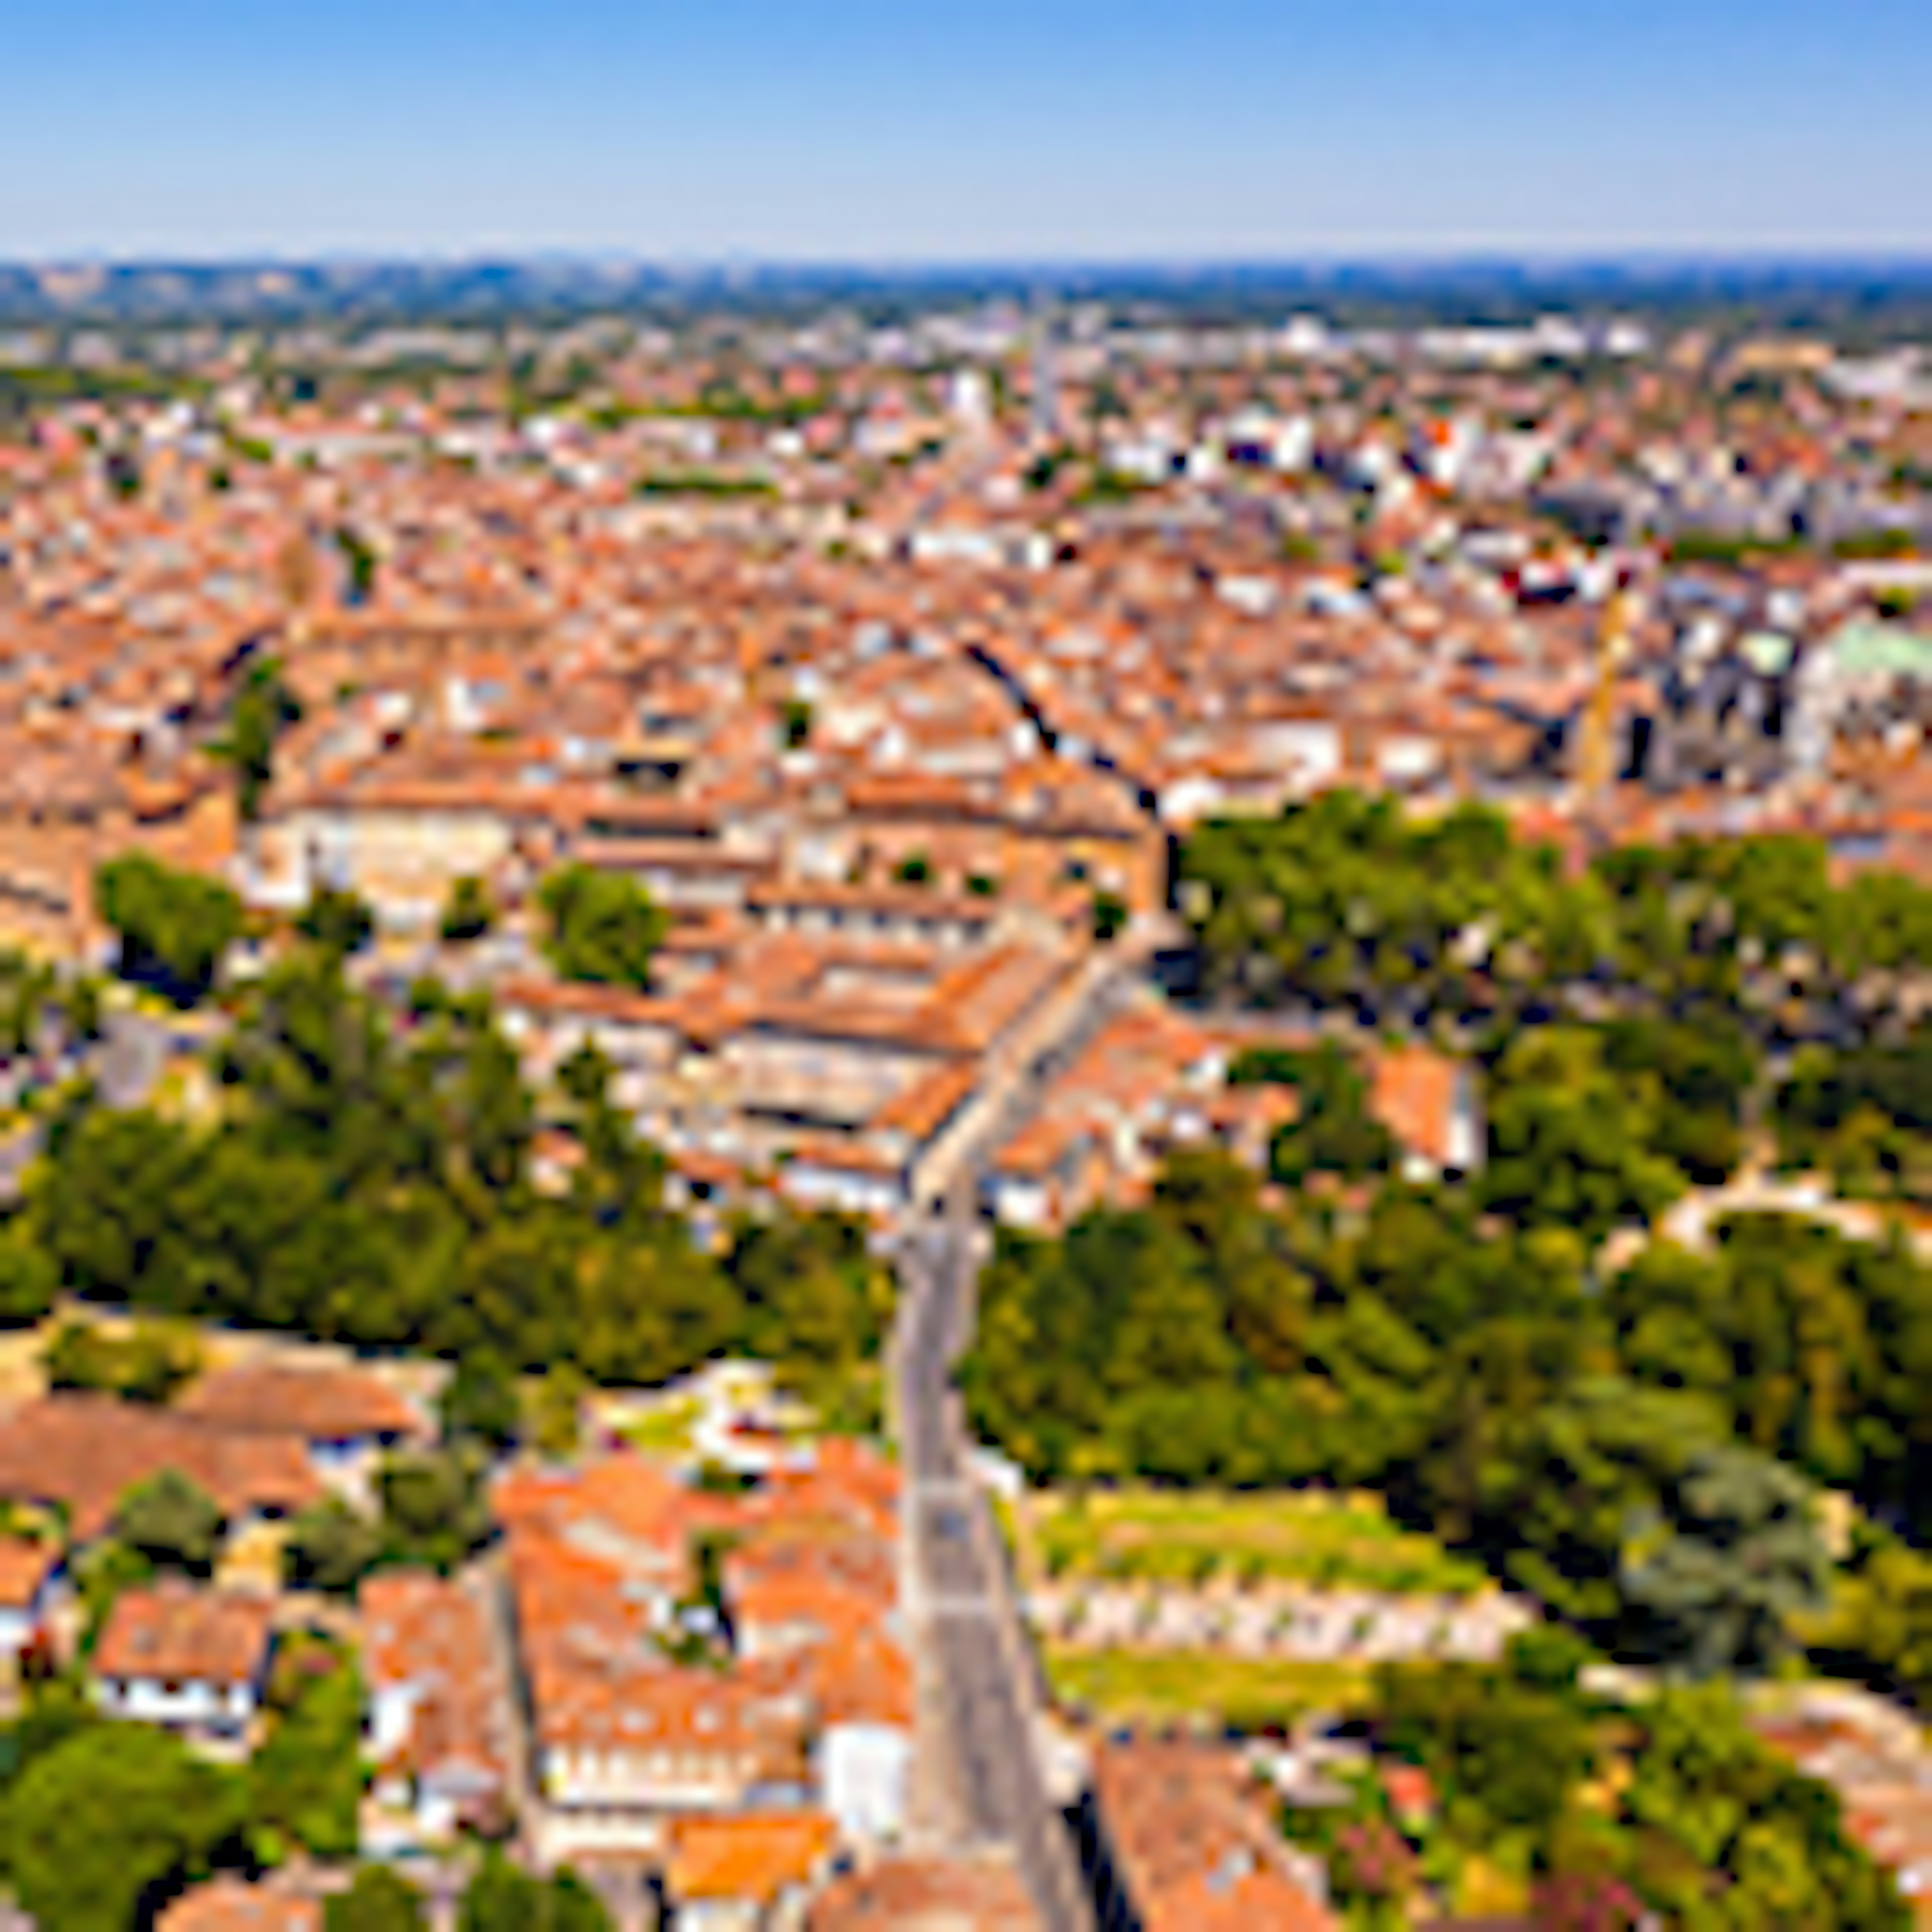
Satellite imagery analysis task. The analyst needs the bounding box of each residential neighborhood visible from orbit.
[1,264,1931,1931]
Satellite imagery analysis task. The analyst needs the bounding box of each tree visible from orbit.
[1481,1028,1686,1245]
[336,525,379,603]
[63,971,105,1043]
[211,657,302,822]
[537,864,667,990]
[95,853,244,1005]
[1621,1685,1906,1929]
[1243,1042,1398,1185]
[779,698,813,750]
[284,1497,384,1595]
[556,1041,668,1228]
[116,1470,223,1575]
[1779,1028,1932,1203]
[0,949,53,1059]
[1375,1655,1596,1836]
[1621,1444,1831,1677]
[894,852,932,887]
[726,1211,890,1388]
[326,1866,428,1932]
[1090,890,1129,943]
[0,1218,55,1327]
[441,874,496,944]
[249,1641,362,1859]
[1599,1014,1753,1186]
[44,1318,200,1404]
[529,1364,588,1462]
[461,1849,610,1932]
[440,1352,521,1451]
[297,884,375,957]
[1800,1531,1932,1712]
[1609,1215,1898,1494]
[1468,1378,1727,1631]
[8,1724,247,1932]
[379,1447,492,1573]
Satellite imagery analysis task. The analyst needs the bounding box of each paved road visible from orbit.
[890,961,1138,1932]
[898,1208,1092,1932]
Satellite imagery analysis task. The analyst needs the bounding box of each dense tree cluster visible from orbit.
[963,1149,1932,1674]
[3,947,889,1404]
[1183,793,1932,1206]
[6,1721,247,1931]
[1185,792,1932,1032]
[248,1639,362,1861]
[1297,1633,1908,1930]
[1230,1042,1397,1185]
[0,1673,605,1932]
[1779,1028,1932,1204]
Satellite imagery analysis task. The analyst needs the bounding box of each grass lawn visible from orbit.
[1028,1486,1488,1596]
[614,1396,702,1460]
[1045,1644,1377,1732]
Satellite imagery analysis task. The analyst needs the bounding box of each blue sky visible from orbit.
[4,0,1930,259]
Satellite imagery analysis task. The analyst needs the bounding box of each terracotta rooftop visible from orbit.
[93,1582,276,1688]
[0,1394,325,1541]
[158,1880,321,1932]
[358,1570,508,1790]
[1092,1739,1339,1932]
[666,1812,837,1906]
[806,1852,1042,1930]
[176,1360,426,1443]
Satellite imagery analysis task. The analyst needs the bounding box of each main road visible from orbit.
[890,957,1139,1932]
[897,1201,1093,1932]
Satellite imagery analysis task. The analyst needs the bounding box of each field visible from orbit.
[1044,1645,1376,1732]
[1024,1486,1489,1596]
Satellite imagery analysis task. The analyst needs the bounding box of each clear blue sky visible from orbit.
[6,0,1930,260]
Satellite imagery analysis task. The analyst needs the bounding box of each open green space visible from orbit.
[1045,1645,1375,1731]
[1029,1487,1489,1596]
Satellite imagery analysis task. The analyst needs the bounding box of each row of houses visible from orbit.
[984,1002,1483,1230]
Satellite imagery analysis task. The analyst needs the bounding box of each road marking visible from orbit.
[920,1594,1001,1618]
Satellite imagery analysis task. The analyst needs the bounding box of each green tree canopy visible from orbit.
[249,1641,362,1859]
[326,1866,429,1932]
[460,1848,611,1932]
[0,1220,56,1328]
[211,657,302,822]
[1621,1443,1831,1678]
[379,1447,493,1574]
[95,853,244,1005]
[283,1497,384,1595]
[115,1469,224,1575]
[537,864,667,990]
[7,1724,247,1932]
[1481,1027,1686,1244]
[44,1317,200,1404]
[297,883,375,958]
[441,874,497,944]
[440,1352,521,1451]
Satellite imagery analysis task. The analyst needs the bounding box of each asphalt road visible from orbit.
[898,1210,1092,1932]
[890,964,1139,1932]
[889,946,1144,1916]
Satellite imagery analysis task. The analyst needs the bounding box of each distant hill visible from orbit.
[4,256,1932,335]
